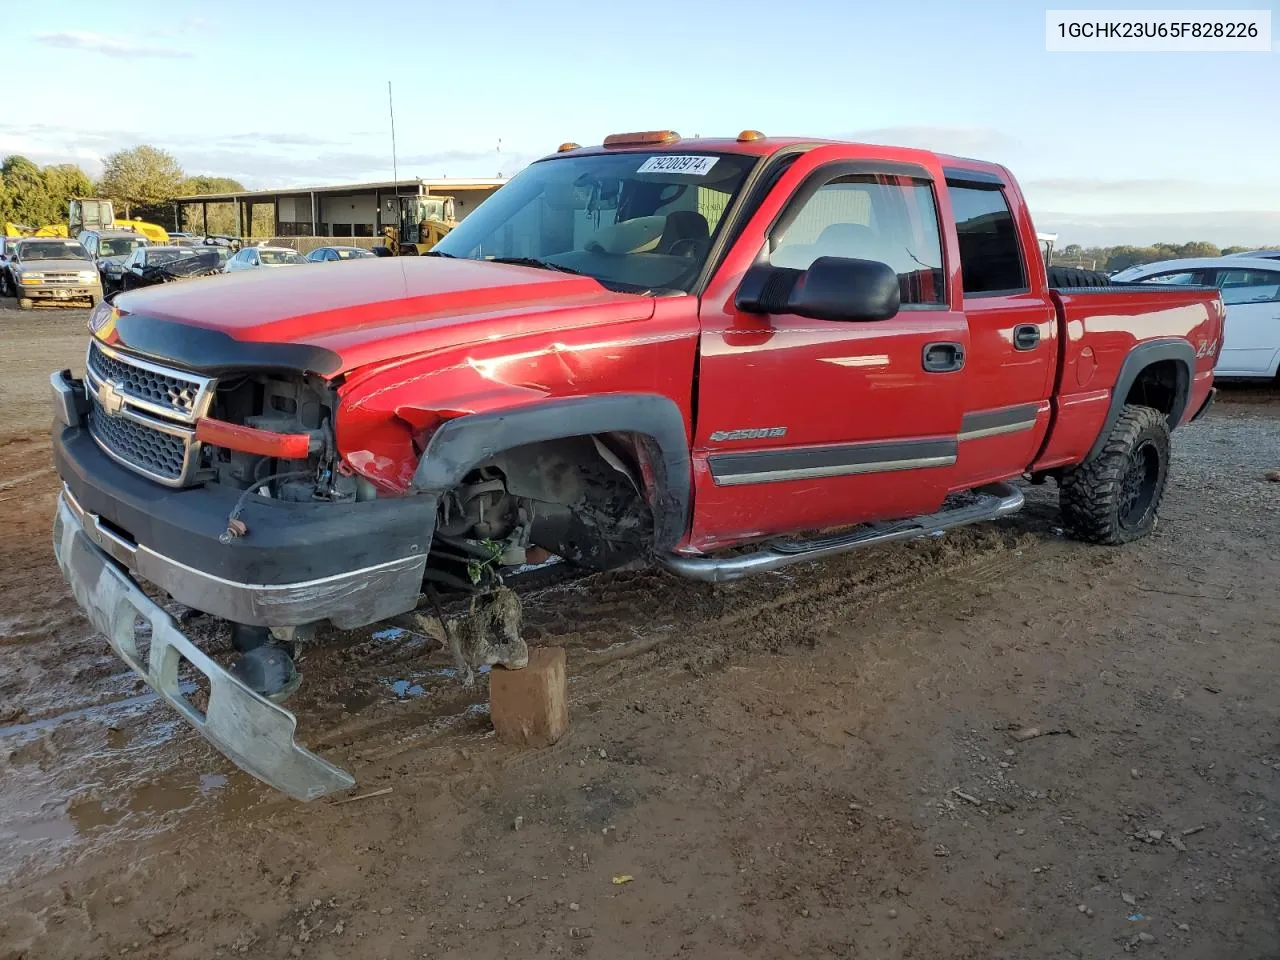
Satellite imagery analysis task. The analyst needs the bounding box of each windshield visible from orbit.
[18,240,91,262]
[337,247,373,259]
[261,249,307,265]
[431,151,757,293]
[100,237,147,257]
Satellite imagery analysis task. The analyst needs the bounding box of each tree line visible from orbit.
[0,145,253,236]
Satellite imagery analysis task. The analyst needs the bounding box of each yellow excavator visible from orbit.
[70,199,169,244]
[6,199,169,243]
[379,195,457,255]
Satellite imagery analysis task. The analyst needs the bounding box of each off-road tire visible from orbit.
[1060,404,1170,544]
[17,298,33,311]
[1046,265,1111,288]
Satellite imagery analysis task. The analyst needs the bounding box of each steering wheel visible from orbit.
[666,237,703,259]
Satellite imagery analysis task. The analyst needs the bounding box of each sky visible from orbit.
[4,0,1278,246]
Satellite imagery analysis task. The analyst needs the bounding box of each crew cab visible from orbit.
[50,131,1223,799]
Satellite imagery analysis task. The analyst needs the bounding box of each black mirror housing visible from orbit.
[736,256,901,322]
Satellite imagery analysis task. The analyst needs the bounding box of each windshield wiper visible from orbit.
[423,250,456,258]
[485,256,585,276]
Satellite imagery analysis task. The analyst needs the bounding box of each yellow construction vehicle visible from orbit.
[384,195,457,255]
[6,201,168,244]
[68,198,169,244]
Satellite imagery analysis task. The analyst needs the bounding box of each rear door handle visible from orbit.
[1013,324,1040,351]
[922,341,965,373]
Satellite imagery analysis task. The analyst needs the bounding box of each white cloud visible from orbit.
[33,31,193,59]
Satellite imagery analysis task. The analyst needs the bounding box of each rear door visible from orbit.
[942,171,1057,490]
[1212,266,1280,376]
[692,146,968,550]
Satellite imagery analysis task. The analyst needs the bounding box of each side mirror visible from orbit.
[736,256,901,322]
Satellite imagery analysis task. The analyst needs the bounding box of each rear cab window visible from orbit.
[945,181,1028,296]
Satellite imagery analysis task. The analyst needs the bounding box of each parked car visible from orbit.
[306,245,376,263]
[1111,257,1280,379]
[1225,248,1280,261]
[114,245,228,295]
[0,236,21,297]
[78,229,151,295]
[224,245,309,272]
[50,131,1223,799]
[8,237,102,309]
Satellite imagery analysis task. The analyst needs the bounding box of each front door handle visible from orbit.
[923,341,965,373]
[1013,324,1041,351]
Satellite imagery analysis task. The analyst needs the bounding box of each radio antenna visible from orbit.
[388,81,400,231]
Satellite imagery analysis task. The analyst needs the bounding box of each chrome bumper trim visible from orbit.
[53,495,355,800]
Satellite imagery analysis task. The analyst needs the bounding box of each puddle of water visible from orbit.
[389,679,426,699]
[381,665,467,701]
[199,773,228,795]
[0,682,197,740]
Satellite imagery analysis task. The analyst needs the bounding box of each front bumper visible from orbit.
[22,284,99,302]
[52,372,434,629]
[53,493,355,800]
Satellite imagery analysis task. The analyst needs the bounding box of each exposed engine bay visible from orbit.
[206,374,653,592]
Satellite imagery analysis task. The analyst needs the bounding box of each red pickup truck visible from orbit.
[51,131,1222,798]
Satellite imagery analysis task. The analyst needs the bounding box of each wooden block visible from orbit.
[489,646,569,748]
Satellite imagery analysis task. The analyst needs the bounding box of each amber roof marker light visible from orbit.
[737,129,766,141]
[602,130,680,148]
[557,142,581,152]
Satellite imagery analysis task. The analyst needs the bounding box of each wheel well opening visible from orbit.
[431,432,666,584]
[1125,359,1185,420]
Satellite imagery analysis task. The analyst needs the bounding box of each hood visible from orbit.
[14,258,97,274]
[99,254,132,270]
[108,257,654,376]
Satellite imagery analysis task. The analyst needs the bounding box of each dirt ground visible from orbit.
[2,304,1279,960]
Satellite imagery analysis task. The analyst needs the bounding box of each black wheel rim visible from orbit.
[1118,439,1160,530]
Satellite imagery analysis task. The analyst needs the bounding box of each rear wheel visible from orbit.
[1059,404,1170,544]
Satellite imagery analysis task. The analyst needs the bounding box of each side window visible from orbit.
[1217,269,1280,305]
[769,173,945,306]
[947,184,1027,295]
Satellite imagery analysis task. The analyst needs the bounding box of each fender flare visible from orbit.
[413,394,692,552]
[1086,338,1195,462]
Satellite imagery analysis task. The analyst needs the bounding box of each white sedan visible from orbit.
[1112,256,1280,380]
[224,246,310,272]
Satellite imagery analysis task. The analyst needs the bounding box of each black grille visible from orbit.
[88,396,187,481]
[88,342,201,416]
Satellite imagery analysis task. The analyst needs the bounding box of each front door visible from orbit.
[690,147,969,552]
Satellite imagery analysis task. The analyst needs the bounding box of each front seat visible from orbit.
[655,210,710,256]
[811,222,882,262]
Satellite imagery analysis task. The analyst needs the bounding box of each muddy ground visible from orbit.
[1,304,1278,960]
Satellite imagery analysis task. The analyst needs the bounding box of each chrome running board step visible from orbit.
[663,481,1025,583]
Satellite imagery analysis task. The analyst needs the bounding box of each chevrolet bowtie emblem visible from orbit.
[96,379,125,416]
